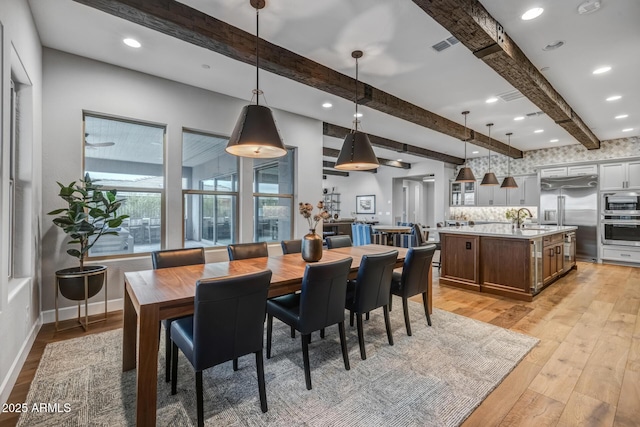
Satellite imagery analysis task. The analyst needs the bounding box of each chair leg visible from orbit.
[422,292,432,326]
[389,294,393,311]
[320,328,325,339]
[171,342,179,395]
[301,334,312,390]
[356,313,366,360]
[402,297,412,336]
[383,305,394,346]
[233,358,239,371]
[338,321,350,371]
[195,370,204,427]
[291,326,296,339]
[365,312,370,321]
[165,326,171,382]
[255,350,268,413]
[266,314,273,359]
[350,310,354,327]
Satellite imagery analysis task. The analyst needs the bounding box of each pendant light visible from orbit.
[500,132,518,188]
[480,123,499,185]
[335,50,379,171]
[226,0,286,159]
[454,111,476,182]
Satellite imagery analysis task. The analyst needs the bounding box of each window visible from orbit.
[8,80,16,278]
[182,130,239,248]
[83,114,165,256]
[253,149,295,242]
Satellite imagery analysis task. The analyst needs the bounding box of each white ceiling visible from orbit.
[29,0,640,164]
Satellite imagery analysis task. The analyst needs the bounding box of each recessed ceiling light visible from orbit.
[522,7,544,20]
[606,95,622,101]
[354,113,363,118]
[322,102,333,109]
[592,66,611,75]
[472,151,479,154]
[622,128,634,132]
[534,129,544,133]
[550,139,559,143]
[123,38,141,48]
[485,97,499,104]
[615,114,629,119]
[542,40,564,51]
[514,116,525,121]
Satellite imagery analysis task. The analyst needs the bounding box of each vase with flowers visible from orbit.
[299,201,330,262]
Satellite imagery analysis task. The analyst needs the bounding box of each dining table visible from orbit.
[122,244,430,426]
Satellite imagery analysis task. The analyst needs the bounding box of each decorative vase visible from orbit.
[301,229,323,262]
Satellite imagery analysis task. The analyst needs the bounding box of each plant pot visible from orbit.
[56,265,107,301]
[301,230,323,262]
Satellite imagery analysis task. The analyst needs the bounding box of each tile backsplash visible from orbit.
[450,206,539,222]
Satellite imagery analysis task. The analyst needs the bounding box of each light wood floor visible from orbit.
[1,261,638,426]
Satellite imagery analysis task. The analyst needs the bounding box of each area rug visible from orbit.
[18,303,538,426]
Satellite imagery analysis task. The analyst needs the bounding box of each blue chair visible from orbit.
[351,223,372,246]
[170,270,272,426]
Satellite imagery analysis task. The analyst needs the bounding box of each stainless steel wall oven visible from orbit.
[601,192,640,246]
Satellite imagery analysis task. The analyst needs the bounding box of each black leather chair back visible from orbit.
[399,245,436,297]
[192,270,272,371]
[325,235,352,249]
[298,258,352,334]
[281,239,302,254]
[352,251,398,313]
[227,242,268,260]
[412,224,424,246]
[152,247,205,269]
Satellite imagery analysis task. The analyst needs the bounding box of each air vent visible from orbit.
[526,111,545,117]
[497,89,524,102]
[432,36,459,52]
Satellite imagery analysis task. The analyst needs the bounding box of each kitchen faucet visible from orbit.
[516,208,533,228]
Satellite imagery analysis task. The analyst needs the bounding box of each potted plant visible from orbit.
[298,201,330,262]
[48,174,129,301]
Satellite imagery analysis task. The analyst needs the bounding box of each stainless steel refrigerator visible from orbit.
[540,174,598,261]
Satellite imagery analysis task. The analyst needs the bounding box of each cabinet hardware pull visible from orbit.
[549,249,554,257]
[556,246,561,254]
[621,253,631,257]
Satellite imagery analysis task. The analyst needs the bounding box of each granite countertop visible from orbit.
[438,224,577,239]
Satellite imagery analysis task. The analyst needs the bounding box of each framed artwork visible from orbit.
[356,195,376,214]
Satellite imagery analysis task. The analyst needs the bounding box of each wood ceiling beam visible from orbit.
[324,123,463,165]
[73,0,522,159]
[322,169,349,177]
[412,0,601,150]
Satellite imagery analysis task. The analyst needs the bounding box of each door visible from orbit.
[600,163,625,190]
[508,177,526,205]
[540,167,567,178]
[523,175,539,206]
[628,161,640,189]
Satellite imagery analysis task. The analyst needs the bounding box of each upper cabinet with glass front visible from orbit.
[450,181,476,206]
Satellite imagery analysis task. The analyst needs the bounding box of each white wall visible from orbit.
[41,48,323,313]
[0,0,43,406]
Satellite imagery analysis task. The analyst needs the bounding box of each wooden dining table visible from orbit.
[122,244,430,426]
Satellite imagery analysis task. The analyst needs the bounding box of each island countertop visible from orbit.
[438,224,577,239]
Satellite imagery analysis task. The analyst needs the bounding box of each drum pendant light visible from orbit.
[500,132,518,188]
[480,123,499,186]
[335,50,379,171]
[226,0,286,158]
[454,111,476,182]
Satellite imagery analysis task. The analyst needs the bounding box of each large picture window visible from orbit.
[182,130,239,248]
[83,114,165,256]
[253,149,295,242]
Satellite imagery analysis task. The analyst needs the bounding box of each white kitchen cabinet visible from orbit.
[477,180,507,206]
[450,181,476,206]
[540,167,567,178]
[506,175,538,206]
[600,161,640,190]
[567,164,598,176]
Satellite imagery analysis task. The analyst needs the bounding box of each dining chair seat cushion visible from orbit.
[170,317,195,365]
[266,294,301,328]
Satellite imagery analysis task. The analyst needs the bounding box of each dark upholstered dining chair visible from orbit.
[390,245,436,336]
[170,270,272,426]
[281,239,302,254]
[325,235,352,249]
[151,247,206,382]
[227,242,268,260]
[266,257,352,390]
[345,250,398,360]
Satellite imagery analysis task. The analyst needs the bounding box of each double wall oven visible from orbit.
[601,192,640,247]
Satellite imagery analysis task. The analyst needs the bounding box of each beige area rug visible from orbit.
[18,303,538,426]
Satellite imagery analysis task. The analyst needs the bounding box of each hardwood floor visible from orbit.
[1,261,638,426]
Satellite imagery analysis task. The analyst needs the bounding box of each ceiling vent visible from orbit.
[432,36,459,52]
[526,111,545,117]
[497,89,524,102]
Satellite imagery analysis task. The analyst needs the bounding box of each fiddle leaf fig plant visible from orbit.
[48,173,129,270]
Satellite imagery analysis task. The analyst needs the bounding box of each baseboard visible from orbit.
[0,316,42,406]
[40,298,123,324]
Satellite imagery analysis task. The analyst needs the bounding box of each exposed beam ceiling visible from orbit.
[323,169,349,177]
[324,123,461,165]
[72,0,523,159]
[412,0,600,150]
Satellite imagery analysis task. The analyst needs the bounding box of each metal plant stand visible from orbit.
[55,267,108,332]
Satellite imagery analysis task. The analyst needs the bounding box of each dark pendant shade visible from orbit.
[455,166,476,182]
[481,172,499,186]
[500,176,518,188]
[226,104,287,158]
[335,131,379,170]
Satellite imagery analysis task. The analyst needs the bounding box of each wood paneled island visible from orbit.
[438,224,577,301]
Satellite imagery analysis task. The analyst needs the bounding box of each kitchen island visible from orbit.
[438,224,577,301]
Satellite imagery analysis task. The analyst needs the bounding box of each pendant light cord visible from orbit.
[354,56,359,132]
[255,6,260,106]
[487,124,492,172]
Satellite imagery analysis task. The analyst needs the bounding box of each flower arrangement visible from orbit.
[505,208,531,226]
[299,201,330,234]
